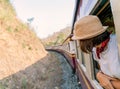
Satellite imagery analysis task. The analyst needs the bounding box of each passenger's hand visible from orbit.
[96,71,114,89]
[103,74,118,81]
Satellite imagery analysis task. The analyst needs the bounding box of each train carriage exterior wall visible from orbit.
[71,0,120,89]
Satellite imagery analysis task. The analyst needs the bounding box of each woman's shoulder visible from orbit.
[110,34,116,39]
[109,34,118,51]
[110,34,117,44]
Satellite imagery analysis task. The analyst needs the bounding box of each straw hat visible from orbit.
[72,15,108,40]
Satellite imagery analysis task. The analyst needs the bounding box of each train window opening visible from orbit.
[76,40,86,67]
[76,42,81,60]
[81,52,85,66]
[91,1,116,80]
[92,56,100,79]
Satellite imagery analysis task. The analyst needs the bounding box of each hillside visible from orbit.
[42,26,71,47]
[0,0,47,80]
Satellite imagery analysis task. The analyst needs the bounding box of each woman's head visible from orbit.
[72,15,108,40]
[80,30,110,53]
[72,15,109,53]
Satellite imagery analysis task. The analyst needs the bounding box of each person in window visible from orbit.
[72,15,120,89]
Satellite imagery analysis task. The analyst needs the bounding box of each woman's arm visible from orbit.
[96,71,114,89]
[111,79,120,89]
[97,71,120,89]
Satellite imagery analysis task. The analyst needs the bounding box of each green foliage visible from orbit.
[0,0,16,19]
[103,16,115,34]
[21,78,27,89]
[14,28,19,32]
[42,27,71,47]
[47,42,55,46]
[6,26,12,32]
[28,46,32,50]
[54,33,65,45]
[0,84,5,89]
[0,0,29,32]
[0,0,9,3]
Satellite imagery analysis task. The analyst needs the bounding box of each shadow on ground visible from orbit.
[0,51,82,89]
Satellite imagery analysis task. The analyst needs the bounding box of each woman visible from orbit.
[72,15,120,89]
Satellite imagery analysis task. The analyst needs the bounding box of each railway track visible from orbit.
[47,49,82,89]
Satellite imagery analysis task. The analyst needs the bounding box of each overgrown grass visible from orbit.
[21,78,27,89]
[0,84,5,89]
[0,0,29,32]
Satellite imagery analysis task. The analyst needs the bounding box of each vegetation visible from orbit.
[0,0,47,88]
[42,27,71,47]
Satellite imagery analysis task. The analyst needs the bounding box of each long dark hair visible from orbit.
[79,30,110,53]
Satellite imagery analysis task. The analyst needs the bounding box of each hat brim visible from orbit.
[72,26,108,40]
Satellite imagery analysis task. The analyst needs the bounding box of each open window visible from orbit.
[90,0,116,80]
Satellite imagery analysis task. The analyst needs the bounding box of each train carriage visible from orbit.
[67,0,120,89]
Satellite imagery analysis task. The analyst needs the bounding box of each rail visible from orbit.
[46,44,94,89]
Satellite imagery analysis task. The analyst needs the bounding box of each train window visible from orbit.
[71,0,120,88]
[76,40,86,67]
[81,52,85,66]
[92,55,100,79]
[91,2,116,80]
[69,40,77,54]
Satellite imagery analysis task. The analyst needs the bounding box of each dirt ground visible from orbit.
[0,51,81,89]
